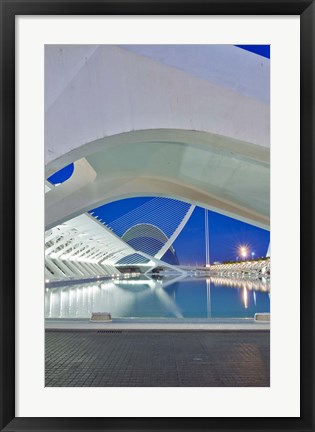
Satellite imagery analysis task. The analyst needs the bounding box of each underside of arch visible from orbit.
[45,129,270,231]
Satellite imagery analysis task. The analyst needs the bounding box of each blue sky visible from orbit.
[236,45,270,59]
[89,198,270,265]
[47,45,270,265]
[47,172,270,264]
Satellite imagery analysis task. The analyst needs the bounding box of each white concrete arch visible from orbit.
[45,45,269,231]
[45,129,269,231]
[45,45,269,174]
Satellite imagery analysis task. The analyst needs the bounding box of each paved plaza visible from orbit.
[45,330,270,387]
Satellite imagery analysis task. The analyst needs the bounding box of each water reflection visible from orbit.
[45,275,270,319]
[210,276,270,292]
[243,286,248,309]
[206,278,211,318]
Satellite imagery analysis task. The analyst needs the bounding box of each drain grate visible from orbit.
[97,330,123,334]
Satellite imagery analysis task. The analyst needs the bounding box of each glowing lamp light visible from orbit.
[239,246,248,259]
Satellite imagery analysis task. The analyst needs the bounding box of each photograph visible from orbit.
[1,2,314,430]
[44,44,270,387]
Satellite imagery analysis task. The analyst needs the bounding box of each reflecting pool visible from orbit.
[45,275,270,319]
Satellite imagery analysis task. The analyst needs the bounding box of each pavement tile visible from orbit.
[45,330,269,387]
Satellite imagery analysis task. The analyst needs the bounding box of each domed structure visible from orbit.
[119,223,179,266]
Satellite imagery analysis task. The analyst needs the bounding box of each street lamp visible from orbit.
[240,246,248,261]
[251,251,255,260]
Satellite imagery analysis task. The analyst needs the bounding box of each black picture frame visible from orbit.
[0,1,314,431]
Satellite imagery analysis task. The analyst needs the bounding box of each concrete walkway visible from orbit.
[45,330,270,387]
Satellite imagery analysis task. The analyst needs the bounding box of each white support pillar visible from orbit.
[54,258,76,277]
[45,257,66,278]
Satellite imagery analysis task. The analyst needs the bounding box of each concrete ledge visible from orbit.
[254,313,270,322]
[46,275,113,288]
[45,318,270,331]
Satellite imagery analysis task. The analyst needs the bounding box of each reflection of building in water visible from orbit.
[45,282,134,319]
[45,275,185,319]
[45,275,270,320]
[206,278,211,317]
[243,286,248,309]
[210,276,270,292]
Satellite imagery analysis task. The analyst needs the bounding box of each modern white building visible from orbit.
[45,45,270,280]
